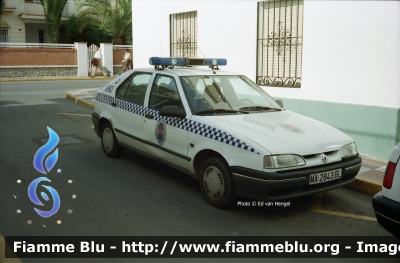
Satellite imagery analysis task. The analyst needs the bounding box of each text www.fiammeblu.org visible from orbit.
[120,241,399,256]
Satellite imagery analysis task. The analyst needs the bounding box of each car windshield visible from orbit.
[180,75,282,115]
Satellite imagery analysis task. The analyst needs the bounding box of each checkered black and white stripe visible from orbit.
[96,93,259,154]
[96,93,114,105]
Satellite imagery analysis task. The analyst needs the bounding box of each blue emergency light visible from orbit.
[149,57,187,66]
[204,58,227,66]
[149,57,227,68]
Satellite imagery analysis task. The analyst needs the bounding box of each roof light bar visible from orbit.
[149,57,227,68]
[149,57,187,66]
[204,58,227,66]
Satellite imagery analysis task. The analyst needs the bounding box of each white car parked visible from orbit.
[92,57,362,208]
[373,142,400,239]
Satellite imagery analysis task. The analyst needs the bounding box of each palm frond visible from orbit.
[40,0,68,43]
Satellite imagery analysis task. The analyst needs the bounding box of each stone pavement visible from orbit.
[352,154,386,194]
[65,87,388,195]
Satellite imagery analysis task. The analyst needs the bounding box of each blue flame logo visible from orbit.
[33,127,59,174]
[29,127,61,218]
[28,177,60,218]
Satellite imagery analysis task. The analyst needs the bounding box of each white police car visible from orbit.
[92,57,362,208]
[373,142,400,239]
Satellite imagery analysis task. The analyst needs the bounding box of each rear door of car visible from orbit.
[112,71,154,152]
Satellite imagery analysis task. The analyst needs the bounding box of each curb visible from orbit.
[65,91,94,109]
[65,91,384,196]
[0,235,22,263]
[347,178,381,195]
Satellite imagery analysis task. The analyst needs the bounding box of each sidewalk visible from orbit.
[66,88,99,109]
[0,76,110,82]
[66,88,387,195]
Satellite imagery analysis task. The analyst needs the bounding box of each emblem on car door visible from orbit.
[155,119,167,145]
[322,154,328,163]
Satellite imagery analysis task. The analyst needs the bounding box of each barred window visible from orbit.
[170,11,197,57]
[256,0,304,87]
[0,27,8,42]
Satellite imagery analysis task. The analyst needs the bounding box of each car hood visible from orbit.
[201,110,353,155]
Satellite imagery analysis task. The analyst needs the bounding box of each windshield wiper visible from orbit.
[196,109,249,115]
[239,106,282,112]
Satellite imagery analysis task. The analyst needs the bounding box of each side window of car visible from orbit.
[115,72,152,105]
[149,75,182,110]
[115,75,133,99]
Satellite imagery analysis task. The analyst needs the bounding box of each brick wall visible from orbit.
[0,48,77,66]
[113,49,133,66]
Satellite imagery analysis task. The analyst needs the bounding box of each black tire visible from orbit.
[199,156,237,208]
[101,122,124,158]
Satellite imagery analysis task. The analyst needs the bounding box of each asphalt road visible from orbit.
[0,81,397,263]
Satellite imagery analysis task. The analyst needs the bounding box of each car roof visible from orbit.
[133,67,242,76]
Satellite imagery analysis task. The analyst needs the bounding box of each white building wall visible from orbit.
[132,1,257,79]
[25,23,50,43]
[266,1,400,109]
[132,0,400,109]
[1,12,26,42]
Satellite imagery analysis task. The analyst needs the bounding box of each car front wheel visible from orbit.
[101,122,124,158]
[200,157,237,208]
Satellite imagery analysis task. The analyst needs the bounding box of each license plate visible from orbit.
[309,169,342,185]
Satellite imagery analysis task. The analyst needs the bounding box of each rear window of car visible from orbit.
[116,72,152,105]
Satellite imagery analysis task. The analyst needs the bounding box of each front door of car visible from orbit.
[142,74,189,170]
[112,71,153,152]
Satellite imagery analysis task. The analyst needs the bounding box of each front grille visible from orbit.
[303,154,317,159]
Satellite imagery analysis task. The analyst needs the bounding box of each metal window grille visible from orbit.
[39,30,45,43]
[170,11,197,57]
[0,27,9,42]
[256,0,304,87]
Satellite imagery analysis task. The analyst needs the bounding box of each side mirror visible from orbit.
[275,99,284,108]
[159,106,186,118]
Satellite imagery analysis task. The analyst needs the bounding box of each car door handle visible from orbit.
[145,114,154,119]
[111,102,117,107]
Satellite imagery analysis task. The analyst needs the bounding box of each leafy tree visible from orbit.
[40,0,68,43]
[0,0,4,20]
[77,0,132,44]
[58,15,113,46]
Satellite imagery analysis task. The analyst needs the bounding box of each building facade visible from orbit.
[132,0,400,159]
[0,0,78,43]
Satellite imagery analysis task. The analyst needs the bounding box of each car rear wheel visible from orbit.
[101,122,124,158]
[200,157,237,208]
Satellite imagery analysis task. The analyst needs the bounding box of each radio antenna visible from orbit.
[198,46,216,74]
[159,31,162,56]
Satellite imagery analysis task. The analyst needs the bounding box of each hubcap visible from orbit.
[203,166,225,200]
[102,128,114,152]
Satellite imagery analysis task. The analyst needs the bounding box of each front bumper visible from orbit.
[231,156,361,201]
[373,192,400,239]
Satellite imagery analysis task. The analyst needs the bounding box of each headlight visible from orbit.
[264,154,306,169]
[340,142,358,159]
